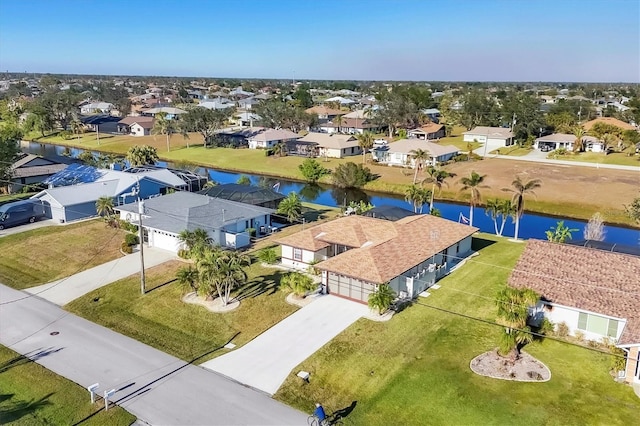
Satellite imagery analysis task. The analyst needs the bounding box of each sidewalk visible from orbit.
[0,284,307,425]
[25,246,175,306]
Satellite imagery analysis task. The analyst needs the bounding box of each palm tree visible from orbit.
[95,196,114,218]
[272,140,287,157]
[496,287,539,362]
[176,265,199,294]
[196,247,223,300]
[70,117,83,142]
[423,166,454,213]
[277,192,302,223]
[572,126,586,153]
[404,184,431,213]
[545,221,578,243]
[333,114,343,132]
[502,176,542,240]
[213,250,251,306]
[485,198,513,236]
[458,171,488,227]
[152,112,175,152]
[409,148,430,184]
[281,272,316,298]
[356,132,374,164]
[368,283,396,315]
[126,145,159,166]
[178,228,212,259]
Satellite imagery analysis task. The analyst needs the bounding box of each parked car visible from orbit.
[0,199,46,230]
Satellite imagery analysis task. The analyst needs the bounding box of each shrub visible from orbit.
[59,130,72,140]
[281,272,316,298]
[265,149,274,156]
[332,162,374,188]
[609,345,627,373]
[121,242,133,254]
[299,158,330,183]
[573,330,585,342]
[368,283,396,315]
[124,233,139,246]
[177,248,190,259]
[257,247,278,264]
[555,322,570,337]
[246,227,256,237]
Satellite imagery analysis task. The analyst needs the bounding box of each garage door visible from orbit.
[327,273,374,303]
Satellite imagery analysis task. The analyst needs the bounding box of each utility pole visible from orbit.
[138,196,146,295]
[578,105,582,124]
[96,125,100,145]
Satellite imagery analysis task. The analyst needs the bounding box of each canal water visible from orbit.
[21,141,640,246]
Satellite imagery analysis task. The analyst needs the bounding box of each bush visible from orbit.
[124,233,139,246]
[118,220,138,233]
[121,241,133,254]
[59,130,72,140]
[555,322,570,337]
[246,227,256,237]
[265,149,274,157]
[281,272,317,298]
[332,162,374,188]
[257,247,278,264]
[299,158,330,183]
[452,154,469,162]
[177,248,190,259]
[573,330,585,342]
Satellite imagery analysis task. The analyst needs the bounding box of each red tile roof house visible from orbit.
[275,215,478,304]
[408,123,446,140]
[509,240,640,385]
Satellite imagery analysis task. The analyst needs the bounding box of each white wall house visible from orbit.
[463,126,514,155]
[247,128,301,149]
[115,191,274,252]
[297,132,362,158]
[80,102,114,115]
[509,240,640,385]
[372,139,459,167]
[130,121,153,136]
[276,215,477,304]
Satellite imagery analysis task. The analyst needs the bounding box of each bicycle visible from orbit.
[307,414,344,426]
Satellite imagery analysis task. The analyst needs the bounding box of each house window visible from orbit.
[293,248,302,261]
[577,312,619,338]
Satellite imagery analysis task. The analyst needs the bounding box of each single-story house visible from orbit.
[509,240,640,385]
[80,102,114,115]
[408,123,446,140]
[140,106,187,119]
[372,139,459,167]
[115,191,274,251]
[319,117,383,135]
[198,183,285,209]
[247,128,301,149]
[463,126,515,154]
[305,105,345,120]
[233,112,261,127]
[7,153,68,193]
[237,97,260,110]
[323,96,355,105]
[198,98,235,110]
[534,133,605,153]
[276,214,477,303]
[297,132,362,158]
[117,116,155,136]
[34,164,189,222]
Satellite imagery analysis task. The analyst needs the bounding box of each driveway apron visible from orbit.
[201,295,369,395]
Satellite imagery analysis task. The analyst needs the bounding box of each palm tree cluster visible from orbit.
[495,287,540,362]
[404,184,432,214]
[176,228,250,306]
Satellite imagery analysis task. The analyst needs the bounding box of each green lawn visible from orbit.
[436,126,481,152]
[0,193,36,206]
[0,345,135,425]
[548,150,640,166]
[274,235,640,424]
[0,220,125,289]
[491,146,533,156]
[65,260,298,363]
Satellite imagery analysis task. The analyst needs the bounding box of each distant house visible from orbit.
[34,164,191,222]
[199,98,235,110]
[534,133,605,153]
[408,123,445,140]
[232,112,261,127]
[509,240,640,385]
[323,96,355,105]
[362,205,417,221]
[115,191,274,251]
[583,117,636,132]
[198,183,285,209]
[463,126,514,154]
[276,215,477,303]
[229,86,255,99]
[247,128,301,149]
[140,106,187,119]
[319,117,383,135]
[297,132,361,158]
[80,102,114,115]
[305,105,345,120]
[238,97,260,110]
[372,139,459,167]
[117,116,155,136]
[7,153,67,193]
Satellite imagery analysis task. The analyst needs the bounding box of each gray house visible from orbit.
[115,191,274,252]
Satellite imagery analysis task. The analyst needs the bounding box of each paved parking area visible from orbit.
[0,218,56,237]
[201,295,369,395]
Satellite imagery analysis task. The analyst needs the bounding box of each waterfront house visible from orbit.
[372,139,459,167]
[297,132,362,158]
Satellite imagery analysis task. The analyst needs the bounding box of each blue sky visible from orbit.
[0,0,638,82]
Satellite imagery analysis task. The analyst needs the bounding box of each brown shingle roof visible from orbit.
[305,105,345,116]
[278,215,477,284]
[509,240,640,345]
[583,117,636,132]
[409,123,444,135]
[118,116,155,126]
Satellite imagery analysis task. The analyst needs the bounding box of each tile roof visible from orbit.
[388,139,459,157]
[298,132,359,149]
[535,133,576,143]
[305,105,344,116]
[277,215,477,284]
[463,126,514,139]
[508,240,640,346]
[409,123,444,135]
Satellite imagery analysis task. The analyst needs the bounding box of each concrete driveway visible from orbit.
[0,218,55,237]
[26,247,175,305]
[201,295,369,395]
[0,284,306,425]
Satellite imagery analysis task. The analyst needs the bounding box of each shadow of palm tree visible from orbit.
[0,347,64,374]
[0,393,53,424]
[236,270,284,300]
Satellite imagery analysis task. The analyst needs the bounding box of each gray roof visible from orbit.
[35,180,120,206]
[116,191,273,235]
[463,126,514,139]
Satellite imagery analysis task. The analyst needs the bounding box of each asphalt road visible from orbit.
[0,284,308,425]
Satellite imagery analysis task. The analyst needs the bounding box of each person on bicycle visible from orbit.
[314,402,327,423]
